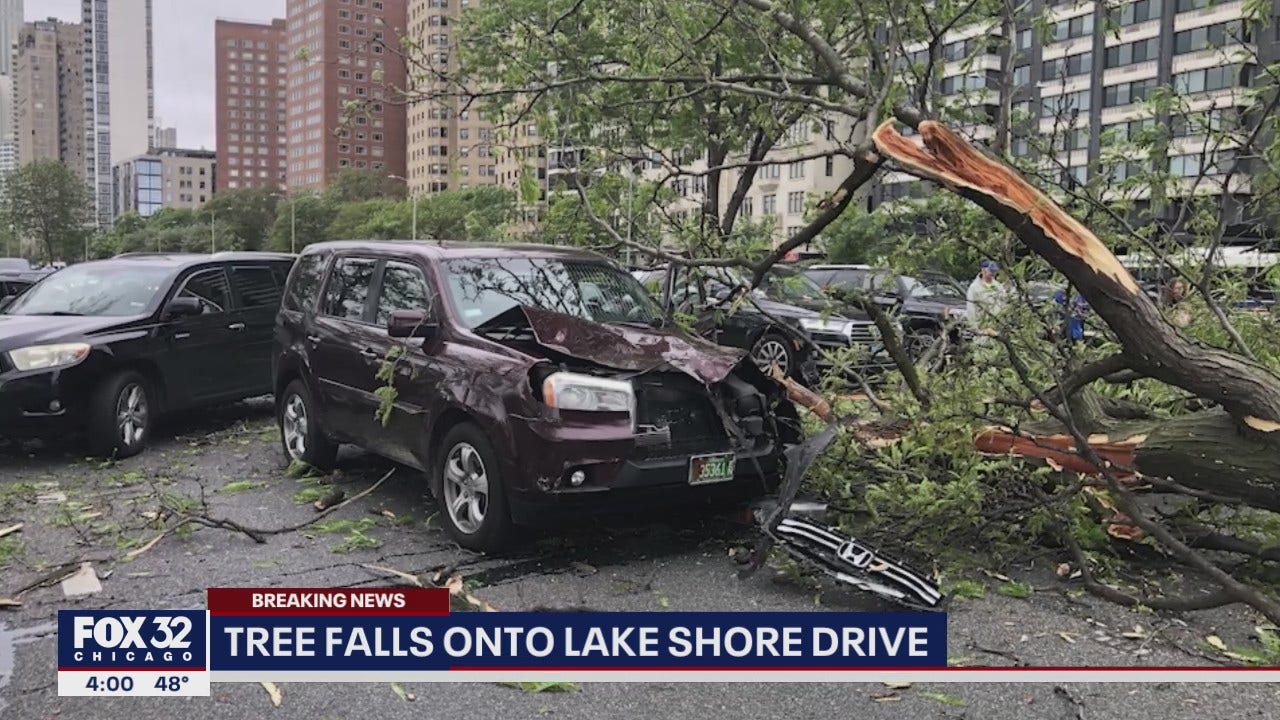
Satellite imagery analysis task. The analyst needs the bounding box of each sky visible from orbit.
[31,0,287,151]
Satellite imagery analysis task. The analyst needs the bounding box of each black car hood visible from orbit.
[0,314,140,353]
[517,305,748,385]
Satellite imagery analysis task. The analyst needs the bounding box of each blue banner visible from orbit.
[209,612,947,670]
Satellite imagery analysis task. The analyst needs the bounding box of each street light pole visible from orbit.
[388,174,415,240]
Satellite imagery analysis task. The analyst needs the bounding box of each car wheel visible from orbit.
[906,327,941,359]
[88,371,153,459]
[432,423,514,553]
[278,379,338,471]
[751,331,796,378]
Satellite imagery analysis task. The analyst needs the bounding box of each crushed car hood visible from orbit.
[518,305,747,384]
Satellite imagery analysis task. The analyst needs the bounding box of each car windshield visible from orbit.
[4,264,170,316]
[903,275,964,299]
[444,257,664,328]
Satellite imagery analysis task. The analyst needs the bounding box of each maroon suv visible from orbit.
[272,241,799,552]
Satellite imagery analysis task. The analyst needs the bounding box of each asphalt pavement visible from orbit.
[1,398,1277,719]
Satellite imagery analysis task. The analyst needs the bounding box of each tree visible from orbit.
[267,193,336,252]
[324,169,407,204]
[200,188,281,250]
[7,160,90,263]
[418,0,1280,623]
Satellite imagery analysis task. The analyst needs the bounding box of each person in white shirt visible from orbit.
[966,260,1007,338]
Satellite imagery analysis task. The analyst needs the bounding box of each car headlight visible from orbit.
[798,318,852,336]
[944,306,967,319]
[542,371,635,415]
[7,342,91,372]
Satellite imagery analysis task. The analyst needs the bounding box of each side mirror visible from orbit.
[387,309,436,339]
[0,295,15,312]
[163,296,204,319]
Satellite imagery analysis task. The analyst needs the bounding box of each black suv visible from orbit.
[634,265,889,385]
[803,264,969,354]
[274,241,798,552]
[0,252,295,457]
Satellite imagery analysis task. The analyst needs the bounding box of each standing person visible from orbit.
[966,260,1007,338]
[1161,277,1192,328]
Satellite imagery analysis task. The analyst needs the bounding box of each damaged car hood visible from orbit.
[518,305,747,384]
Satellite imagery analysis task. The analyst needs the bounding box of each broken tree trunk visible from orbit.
[872,120,1280,505]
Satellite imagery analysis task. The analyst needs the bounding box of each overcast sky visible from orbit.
[31,0,287,150]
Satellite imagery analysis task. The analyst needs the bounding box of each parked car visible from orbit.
[0,252,295,457]
[633,265,890,385]
[0,266,55,304]
[803,264,968,354]
[274,241,801,552]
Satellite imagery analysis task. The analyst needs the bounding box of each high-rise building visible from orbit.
[113,147,216,218]
[152,124,177,149]
[405,0,497,194]
[84,0,156,226]
[285,0,407,191]
[214,18,288,192]
[873,1,1280,240]
[13,19,85,176]
[0,0,23,76]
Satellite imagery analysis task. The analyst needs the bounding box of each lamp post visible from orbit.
[270,192,297,253]
[388,174,416,240]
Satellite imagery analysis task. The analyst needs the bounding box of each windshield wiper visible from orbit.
[44,311,85,316]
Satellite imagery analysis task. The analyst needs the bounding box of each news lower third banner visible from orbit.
[57,587,946,694]
[55,588,1279,695]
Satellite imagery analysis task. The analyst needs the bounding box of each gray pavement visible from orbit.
[1,398,1277,719]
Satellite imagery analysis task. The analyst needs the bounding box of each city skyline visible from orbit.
[31,0,286,152]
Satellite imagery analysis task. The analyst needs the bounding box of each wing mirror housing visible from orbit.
[163,296,204,319]
[387,309,436,339]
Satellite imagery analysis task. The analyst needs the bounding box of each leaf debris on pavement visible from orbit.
[498,682,579,693]
[260,681,283,707]
[390,682,416,702]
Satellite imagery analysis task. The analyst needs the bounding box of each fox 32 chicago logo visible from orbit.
[58,610,207,670]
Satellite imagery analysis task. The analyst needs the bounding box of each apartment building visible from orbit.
[152,124,176,149]
[405,0,499,194]
[284,0,407,192]
[214,18,288,192]
[875,0,1280,238]
[84,0,156,227]
[13,19,85,177]
[113,147,217,218]
[0,0,22,76]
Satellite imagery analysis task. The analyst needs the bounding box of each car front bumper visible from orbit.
[503,411,784,526]
[0,369,78,438]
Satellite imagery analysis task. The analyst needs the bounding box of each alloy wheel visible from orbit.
[752,338,790,376]
[442,442,489,534]
[115,383,149,448]
[282,393,308,461]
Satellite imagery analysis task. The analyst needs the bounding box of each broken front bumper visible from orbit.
[503,412,784,527]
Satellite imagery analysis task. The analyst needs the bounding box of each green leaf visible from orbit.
[921,691,967,707]
[498,682,579,693]
[996,581,1033,599]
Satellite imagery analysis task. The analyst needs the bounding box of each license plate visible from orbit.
[689,452,736,486]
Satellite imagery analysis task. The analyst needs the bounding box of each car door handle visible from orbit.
[173,332,190,340]
[359,347,380,359]
[306,334,321,346]
[228,322,246,331]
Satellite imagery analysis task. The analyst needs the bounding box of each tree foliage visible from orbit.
[6,160,90,263]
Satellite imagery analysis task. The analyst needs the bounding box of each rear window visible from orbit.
[322,257,377,322]
[283,252,328,311]
[231,266,284,309]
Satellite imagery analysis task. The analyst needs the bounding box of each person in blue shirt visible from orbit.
[1053,289,1089,342]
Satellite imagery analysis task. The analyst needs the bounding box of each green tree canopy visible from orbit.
[7,160,90,263]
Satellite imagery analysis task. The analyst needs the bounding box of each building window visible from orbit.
[1174,20,1250,54]
[1102,79,1157,107]
[1104,37,1159,68]
[1043,53,1091,78]
[1050,13,1094,42]
[761,164,780,179]
[824,157,834,177]
[786,191,805,214]
[762,194,777,215]
[1041,90,1091,116]
[788,161,806,179]
[1109,0,1162,26]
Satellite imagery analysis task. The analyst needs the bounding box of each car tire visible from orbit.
[88,370,154,459]
[751,331,797,379]
[431,422,514,553]
[278,379,338,472]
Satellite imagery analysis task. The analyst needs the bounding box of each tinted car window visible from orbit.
[322,257,377,322]
[177,268,232,314]
[284,252,327,311]
[232,266,283,309]
[5,264,170,316]
[375,262,431,326]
